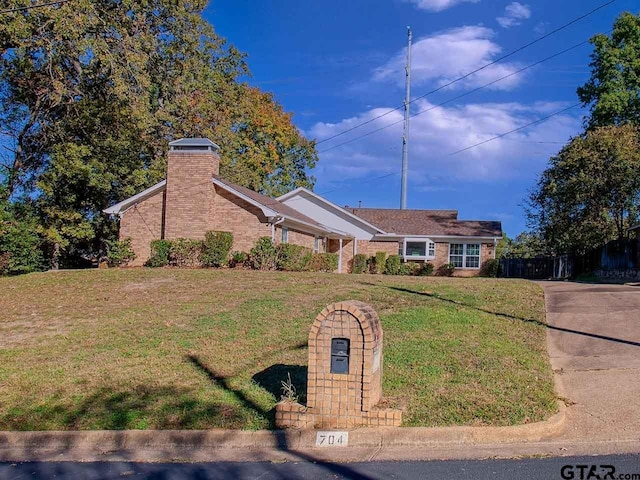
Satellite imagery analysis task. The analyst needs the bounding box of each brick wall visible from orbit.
[164,150,219,240]
[275,226,316,250]
[119,190,165,266]
[356,240,399,258]
[327,239,355,273]
[209,188,272,253]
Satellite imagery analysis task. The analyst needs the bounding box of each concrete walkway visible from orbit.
[1,281,639,463]
[542,281,640,447]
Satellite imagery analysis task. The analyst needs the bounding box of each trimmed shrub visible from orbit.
[249,237,278,270]
[230,251,248,268]
[201,231,233,268]
[437,262,456,277]
[277,243,312,271]
[0,214,44,276]
[146,240,171,267]
[419,262,435,276]
[308,253,339,272]
[351,253,368,274]
[401,262,423,276]
[384,254,401,275]
[374,251,387,274]
[106,238,136,267]
[169,238,202,267]
[480,258,500,277]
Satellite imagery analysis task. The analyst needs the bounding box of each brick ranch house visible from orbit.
[104,138,502,275]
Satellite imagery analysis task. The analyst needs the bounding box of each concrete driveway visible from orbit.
[541,281,640,446]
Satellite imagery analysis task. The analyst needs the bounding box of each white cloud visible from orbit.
[407,0,480,12]
[497,2,531,29]
[373,26,523,90]
[308,100,580,186]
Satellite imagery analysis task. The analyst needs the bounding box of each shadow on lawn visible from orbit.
[1,385,247,430]
[376,283,640,348]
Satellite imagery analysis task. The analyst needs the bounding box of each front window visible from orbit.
[449,243,481,268]
[402,239,436,259]
[314,236,320,253]
[406,241,426,257]
[281,227,288,244]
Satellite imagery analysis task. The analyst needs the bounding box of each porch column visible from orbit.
[338,238,343,273]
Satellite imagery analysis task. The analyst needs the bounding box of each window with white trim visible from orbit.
[449,243,481,268]
[402,239,436,259]
[313,236,320,253]
[281,227,288,244]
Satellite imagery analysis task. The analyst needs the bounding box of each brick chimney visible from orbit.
[164,138,220,240]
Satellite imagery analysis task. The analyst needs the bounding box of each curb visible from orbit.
[0,402,566,462]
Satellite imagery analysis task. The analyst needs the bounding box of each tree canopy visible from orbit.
[527,125,640,255]
[577,12,640,128]
[0,0,317,269]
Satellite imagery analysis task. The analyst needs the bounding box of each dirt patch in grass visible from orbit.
[0,269,556,430]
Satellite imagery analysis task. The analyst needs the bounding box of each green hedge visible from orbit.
[419,262,435,276]
[384,254,401,275]
[437,262,456,277]
[351,253,367,274]
[276,243,312,271]
[106,238,136,267]
[201,231,233,267]
[169,238,202,267]
[374,251,387,274]
[249,237,278,270]
[480,259,500,277]
[308,253,338,272]
[146,240,171,267]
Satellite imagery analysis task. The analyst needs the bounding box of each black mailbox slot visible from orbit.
[330,338,350,374]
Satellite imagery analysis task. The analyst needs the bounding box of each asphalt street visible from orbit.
[1,455,639,480]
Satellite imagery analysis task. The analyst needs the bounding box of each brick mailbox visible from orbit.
[276,300,402,429]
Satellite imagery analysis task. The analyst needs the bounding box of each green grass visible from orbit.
[0,269,557,430]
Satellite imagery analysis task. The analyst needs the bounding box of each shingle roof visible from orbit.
[213,175,328,230]
[349,208,501,237]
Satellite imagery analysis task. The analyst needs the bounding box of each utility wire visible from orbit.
[314,0,615,146]
[0,0,69,14]
[318,35,593,154]
[449,103,580,156]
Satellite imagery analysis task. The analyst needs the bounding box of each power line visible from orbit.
[0,0,70,14]
[449,103,580,156]
[318,35,593,154]
[314,0,615,147]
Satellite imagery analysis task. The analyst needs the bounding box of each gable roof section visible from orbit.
[277,187,386,234]
[211,176,334,233]
[103,180,166,215]
[349,207,501,238]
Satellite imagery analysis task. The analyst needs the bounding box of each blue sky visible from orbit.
[206,0,636,237]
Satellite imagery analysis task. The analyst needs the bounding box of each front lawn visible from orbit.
[0,269,556,430]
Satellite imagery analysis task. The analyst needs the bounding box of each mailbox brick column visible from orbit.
[276,300,402,429]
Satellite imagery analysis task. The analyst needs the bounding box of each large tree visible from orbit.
[0,0,317,267]
[527,125,640,255]
[577,12,640,128]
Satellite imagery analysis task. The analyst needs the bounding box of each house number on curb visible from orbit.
[315,431,349,447]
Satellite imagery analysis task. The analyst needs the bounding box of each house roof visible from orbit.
[211,176,338,233]
[277,187,387,234]
[103,180,166,215]
[348,207,502,238]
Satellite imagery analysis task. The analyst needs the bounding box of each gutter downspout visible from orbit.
[271,216,285,242]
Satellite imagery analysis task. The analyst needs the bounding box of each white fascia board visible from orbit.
[103,180,167,215]
[212,178,278,218]
[373,234,500,241]
[277,187,386,234]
